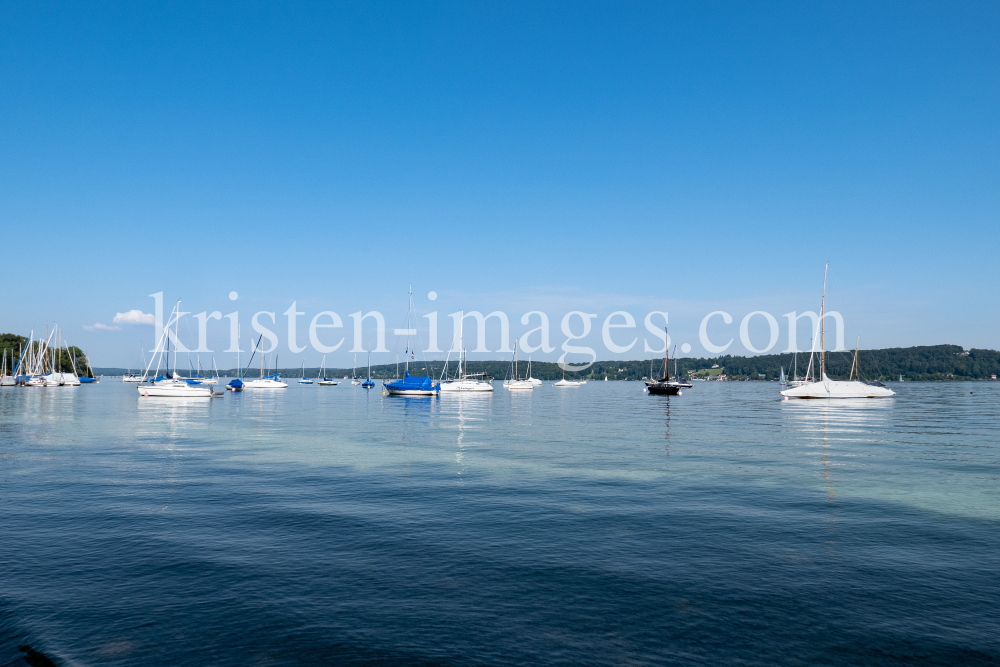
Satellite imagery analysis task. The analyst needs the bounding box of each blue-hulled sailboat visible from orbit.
[362,349,375,388]
[384,288,438,396]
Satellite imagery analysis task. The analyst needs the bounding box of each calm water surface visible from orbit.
[1,380,998,666]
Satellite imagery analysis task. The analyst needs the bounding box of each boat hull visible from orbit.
[504,380,534,390]
[384,373,439,395]
[440,379,494,392]
[138,383,212,397]
[385,388,438,395]
[243,379,289,388]
[781,379,895,399]
[646,381,681,395]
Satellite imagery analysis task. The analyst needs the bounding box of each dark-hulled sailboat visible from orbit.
[645,328,685,395]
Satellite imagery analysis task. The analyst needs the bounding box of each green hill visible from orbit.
[89,344,999,381]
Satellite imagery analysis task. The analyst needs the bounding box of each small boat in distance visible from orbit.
[527,357,542,385]
[670,346,693,388]
[361,349,375,389]
[318,356,340,385]
[503,339,534,390]
[228,326,246,391]
[553,364,580,387]
[351,354,361,385]
[124,344,146,382]
[646,330,684,396]
[298,361,314,384]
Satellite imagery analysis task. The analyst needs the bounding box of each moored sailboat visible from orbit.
[780,266,894,399]
[439,318,493,392]
[503,339,534,390]
[645,330,685,395]
[384,288,439,396]
[298,361,314,384]
[361,349,375,389]
[318,356,339,385]
[138,302,213,398]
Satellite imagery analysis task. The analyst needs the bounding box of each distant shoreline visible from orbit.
[92,344,1000,382]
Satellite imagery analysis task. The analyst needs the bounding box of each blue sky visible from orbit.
[2,1,997,367]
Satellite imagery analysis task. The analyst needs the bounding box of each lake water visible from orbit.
[1,380,998,666]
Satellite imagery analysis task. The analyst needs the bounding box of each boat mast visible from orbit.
[173,301,181,378]
[663,327,669,380]
[850,335,860,381]
[820,264,827,379]
[405,285,412,375]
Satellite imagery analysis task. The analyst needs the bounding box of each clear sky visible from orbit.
[2,1,997,368]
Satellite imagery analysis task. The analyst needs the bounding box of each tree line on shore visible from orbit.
[81,344,1000,382]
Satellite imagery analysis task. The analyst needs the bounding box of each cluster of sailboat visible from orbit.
[124,270,893,401]
[1,326,98,387]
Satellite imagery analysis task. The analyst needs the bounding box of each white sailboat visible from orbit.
[440,319,494,392]
[138,302,213,398]
[526,357,543,385]
[298,361,314,384]
[351,353,361,385]
[123,344,146,382]
[553,363,580,387]
[318,356,340,385]
[503,339,534,390]
[243,348,288,389]
[781,266,895,399]
[1,349,14,386]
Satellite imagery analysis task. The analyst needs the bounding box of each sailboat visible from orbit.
[553,361,580,387]
[76,348,98,383]
[439,318,493,392]
[439,347,493,392]
[554,377,581,387]
[526,357,543,385]
[298,361,314,384]
[671,346,693,388]
[318,356,340,385]
[227,326,245,391]
[138,302,213,397]
[645,329,684,395]
[503,339,534,390]
[361,349,375,389]
[243,341,288,389]
[124,344,145,382]
[0,349,13,386]
[780,266,895,399]
[384,287,440,396]
[351,354,361,385]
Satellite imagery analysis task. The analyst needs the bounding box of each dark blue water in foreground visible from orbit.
[1,380,998,666]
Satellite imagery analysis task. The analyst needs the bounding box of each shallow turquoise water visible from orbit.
[1,380,998,665]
